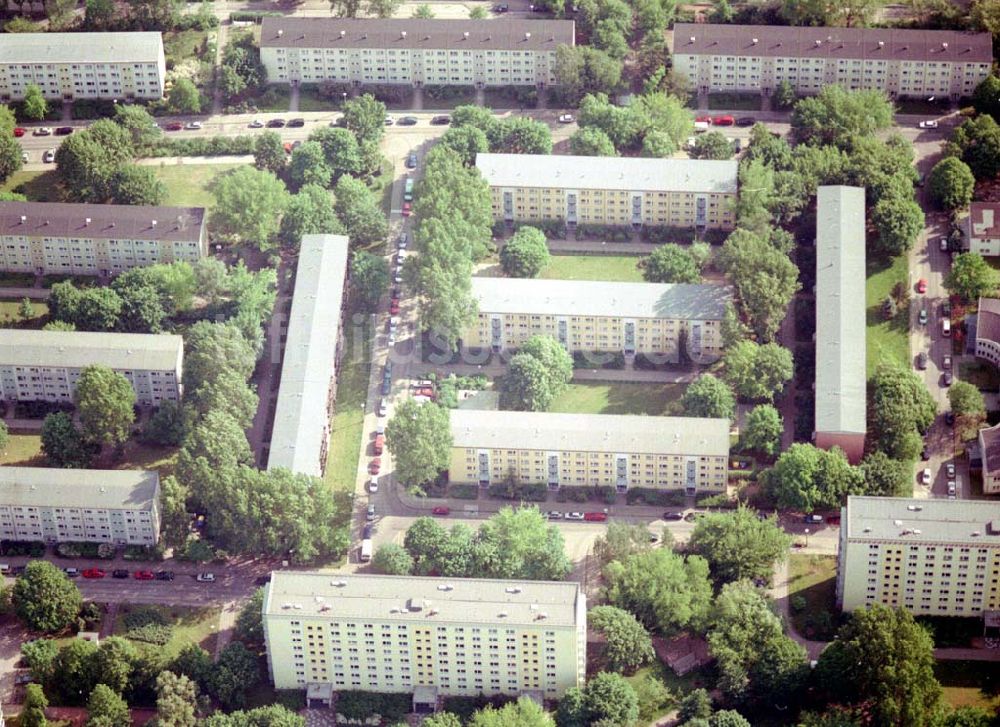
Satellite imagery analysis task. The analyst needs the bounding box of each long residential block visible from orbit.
[0,202,206,276]
[978,421,1000,496]
[672,23,991,99]
[266,234,349,477]
[0,329,183,406]
[465,277,730,363]
[814,186,866,464]
[449,409,730,493]
[0,467,161,545]
[0,32,165,101]
[837,496,1000,618]
[260,18,574,88]
[263,572,586,699]
[477,154,738,230]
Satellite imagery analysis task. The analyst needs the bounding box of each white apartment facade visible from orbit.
[0,202,206,276]
[672,24,992,99]
[0,32,165,101]
[0,330,183,406]
[0,467,161,545]
[837,496,1000,618]
[967,203,1000,257]
[260,18,574,88]
[263,573,586,700]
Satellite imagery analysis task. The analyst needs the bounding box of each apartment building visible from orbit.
[0,329,183,406]
[449,409,730,493]
[967,203,1000,257]
[263,573,586,702]
[0,467,160,545]
[837,496,1000,618]
[974,297,1000,370]
[466,278,730,363]
[266,234,349,477]
[0,32,165,101]
[977,422,1000,496]
[0,202,206,276]
[672,23,992,99]
[814,186,867,464]
[477,154,738,230]
[260,18,573,88]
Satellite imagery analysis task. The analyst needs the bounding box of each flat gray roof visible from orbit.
[451,409,731,457]
[476,154,738,194]
[472,277,731,320]
[673,23,993,64]
[0,467,159,511]
[815,186,866,436]
[267,234,350,477]
[264,572,582,628]
[261,18,574,52]
[845,496,1000,546]
[0,329,183,373]
[0,32,164,65]
[0,202,205,243]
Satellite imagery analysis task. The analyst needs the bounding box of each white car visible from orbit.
[565,512,585,520]
[184,121,203,130]
[249,119,264,128]
[558,114,575,124]
[196,572,215,582]
[378,399,388,417]
[42,149,55,163]
[369,477,379,493]
[947,480,956,495]
[398,233,408,249]
[33,127,52,136]
[920,468,932,486]
[940,237,949,252]
[20,151,28,162]
[546,511,563,520]
[384,115,394,125]
[919,120,938,129]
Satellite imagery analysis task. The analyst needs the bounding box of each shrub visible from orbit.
[336,691,412,722]
[448,484,479,500]
[487,482,548,502]
[1,540,45,557]
[696,492,736,508]
[424,84,475,101]
[640,225,698,244]
[556,486,591,503]
[625,488,686,506]
[122,606,170,629]
[573,350,626,369]
[596,486,618,505]
[229,10,282,21]
[791,595,807,613]
[123,544,165,561]
[125,622,174,645]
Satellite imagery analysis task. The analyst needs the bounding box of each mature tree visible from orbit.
[158,475,190,549]
[22,683,49,727]
[490,117,553,155]
[438,126,490,166]
[691,131,734,160]
[973,74,1000,120]
[688,505,791,584]
[333,175,389,248]
[209,642,260,710]
[791,86,893,148]
[554,45,623,104]
[253,132,286,176]
[936,708,994,727]
[52,638,98,705]
[372,543,415,575]
[710,712,751,727]
[816,605,940,727]
[109,165,166,206]
[0,131,23,184]
[762,443,862,512]
[328,0,361,16]
[558,672,639,727]
[385,400,453,487]
[23,84,48,120]
[499,335,573,411]
[500,226,551,278]
[0,420,8,453]
[570,127,617,156]
[111,105,160,149]
[288,141,332,190]
[781,0,882,26]
[947,114,1000,180]
[871,194,925,256]
[472,698,554,727]
[593,522,654,566]
[869,364,937,461]
[451,104,498,133]
[640,129,677,158]
[90,637,137,695]
[168,77,201,114]
[475,506,571,580]
[741,404,783,457]
[949,380,987,441]
[86,684,130,727]
[55,120,134,202]
[723,341,793,402]
[235,588,264,644]
[278,184,342,249]
[928,157,975,211]
[183,321,258,393]
[859,451,910,498]
[588,606,655,674]
[41,412,96,468]
[176,409,253,489]
[945,252,1000,302]
[155,671,199,727]
[74,366,136,449]
[642,244,700,284]
[412,4,434,17]
[682,374,736,420]
[423,714,463,727]
[342,94,387,144]
[678,689,713,723]
[350,250,390,312]
[709,580,808,704]
[603,549,713,634]
[211,167,290,249]
[13,560,82,633]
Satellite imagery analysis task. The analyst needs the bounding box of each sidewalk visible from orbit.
[430,361,700,384]
[0,287,49,299]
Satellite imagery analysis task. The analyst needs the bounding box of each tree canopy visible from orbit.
[722,341,793,402]
[927,157,975,211]
[13,560,82,632]
[945,252,999,302]
[499,335,574,411]
[790,85,894,148]
[688,505,791,584]
[588,606,655,674]
[761,443,862,512]
[682,374,736,420]
[500,226,551,278]
[868,364,937,461]
[211,167,289,249]
[385,400,453,489]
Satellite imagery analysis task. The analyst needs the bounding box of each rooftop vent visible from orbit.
[498,611,508,618]
[401,30,407,38]
[535,612,548,620]
[878,40,884,47]
[330,580,347,587]
[277,29,283,37]
[912,529,922,535]
[340,30,346,37]
[815,39,822,46]
[99,486,106,493]
[942,42,949,49]
[752,38,758,44]
[505,586,522,594]
[906,505,922,511]
[689,36,696,42]
[19,215,25,223]
[407,598,424,612]
[972,531,981,537]
[524,32,531,39]
[84,217,91,225]
[429,608,439,616]
[437,584,454,591]
[463,31,469,38]
[863,527,872,533]
[151,220,157,227]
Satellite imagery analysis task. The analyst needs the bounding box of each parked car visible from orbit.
[919,120,939,129]
[398,116,418,126]
[558,114,575,123]
[916,278,927,294]
[736,117,755,127]
[33,127,52,136]
[369,477,379,493]
[12,127,24,137]
[432,506,450,516]
[112,569,129,579]
[547,511,564,520]
[82,568,105,579]
[366,504,376,521]
[362,524,373,539]
[695,115,711,123]
[398,233,408,249]
[164,121,183,131]
[330,117,346,127]
[369,458,381,475]
[942,354,952,369]
[921,447,930,460]
[287,118,305,127]
[430,115,451,125]
[406,153,418,168]
[390,298,400,315]
[946,463,956,478]
[156,570,175,581]
[940,237,949,252]
[947,480,956,496]
[291,140,302,150]
[133,570,155,580]
[249,119,265,128]
[945,411,955,426]
[941,299,952,317]
[663,511,685,520]
[378,399,388,417]
[803,514,824,523]
[402,202,412,217]
[196,572,215,582]
[942,318,951,336]
[374,433,385,455]
[565,512,585,520]
[920,468,932,485]
[384,115,394,125]
[54,126,74,136]
[184,121,202,130]
[942,371,953,386]
[414,387,435,398]
[584,512,608,522]
[916,352,928,370]
[712,115,735,126]
[493,2,508,10]
[918,308,928,325]
[381,374,391,396]
[266,118,286,128]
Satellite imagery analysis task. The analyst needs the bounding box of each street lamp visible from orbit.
[804,528,810,548]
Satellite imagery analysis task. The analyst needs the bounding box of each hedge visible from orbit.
[625,488,686,507]
[486,482,548,502]
[573,350,625,370]
[147,135,256,157]
[55,542,115,559]
[448,484,479,500]
[229,10,282,21]
[0,540,45,557]
[336,691,411,722]
[125,623,173,645]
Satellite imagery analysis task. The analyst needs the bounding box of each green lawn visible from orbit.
[0,433,45,466]
[163,29,210,66]
[549,382,685,416]
[114,604,221,660]
[0,434,177,473]
[1,169,62,201]
[623,662,712,726]
[539,254,645,283]
[150,162,243,210]
[323,316,373,493]
[787,554,839,640]
[935,660,1000,712]
[706,93,762,111]
[866,253,910,377]
[0,299,48,328]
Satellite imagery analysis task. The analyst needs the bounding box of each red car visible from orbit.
[432,506,450,516]
[583,512,608,522]
[12,127,24,137]
[82,568,106,579]
[415,387,435,399]
[390,298,400,315]
[695,115,712,124]
[916,278,928,294]
[369,458,381,474]
[164,121,183,131]
[133,570,155,580]
[712,115,735,126]
[373,434,385,455]
[402,202,412,217]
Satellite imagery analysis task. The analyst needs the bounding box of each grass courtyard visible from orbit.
[935,660,1000,712]
[787,554,839,640]
[540,254,645,283]
[865,252,910,378]
[113,604,221,660]
[0,433,45,466]
[0,299,48,327]
[548,382,685,416]
[323,315,373,494]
